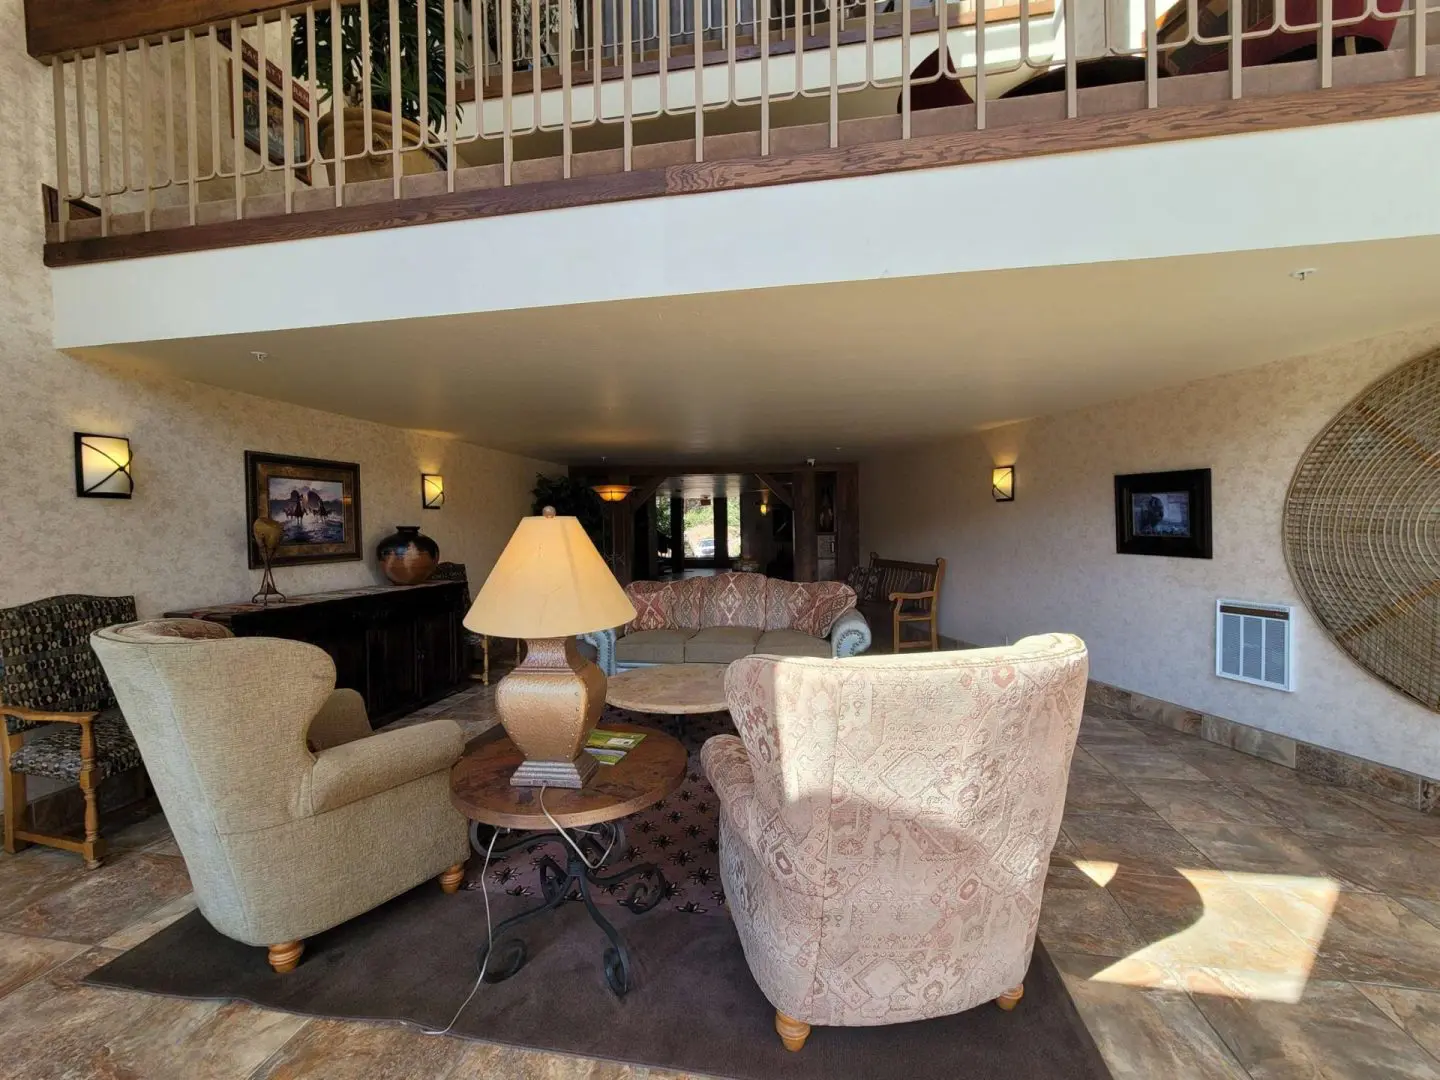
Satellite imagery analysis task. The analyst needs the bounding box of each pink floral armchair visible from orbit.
[701,634,1088,1051]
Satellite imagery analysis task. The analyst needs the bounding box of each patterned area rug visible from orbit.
[474,706,735,917]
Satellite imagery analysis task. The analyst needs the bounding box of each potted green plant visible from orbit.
[292,0,469,183]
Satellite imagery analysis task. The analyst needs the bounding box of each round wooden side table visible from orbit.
[449,722,687,997]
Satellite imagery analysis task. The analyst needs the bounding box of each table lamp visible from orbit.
[464,507,636,788]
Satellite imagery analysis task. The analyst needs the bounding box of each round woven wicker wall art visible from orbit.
[1283,347,1440,712]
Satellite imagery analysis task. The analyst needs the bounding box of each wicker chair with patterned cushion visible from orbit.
[0,594,142,868]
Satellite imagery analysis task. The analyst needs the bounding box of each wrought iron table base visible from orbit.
[466,820,668,997]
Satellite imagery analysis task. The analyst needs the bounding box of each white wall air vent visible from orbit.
[1215,600,1295,692]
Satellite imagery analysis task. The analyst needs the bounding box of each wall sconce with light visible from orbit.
[421,473,445,509]
[759,497,769,516]
[992,466,1016,502]
[74,433,133,499]
[591,483,635,504]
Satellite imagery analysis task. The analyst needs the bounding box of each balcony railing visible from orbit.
[35,0,1440,257]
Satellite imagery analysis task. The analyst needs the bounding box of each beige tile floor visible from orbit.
[3,690,1440,1079]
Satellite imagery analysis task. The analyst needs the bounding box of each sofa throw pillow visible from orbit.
[897,572,931,614]
[701,572,768,628]
[669,578,703,630]
[765,580,857,637]
[623,581,673,633]
[844,565,882,602]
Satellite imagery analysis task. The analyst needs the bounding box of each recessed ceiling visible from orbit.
[78,236,1440,465]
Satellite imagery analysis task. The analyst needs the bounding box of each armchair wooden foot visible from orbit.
[996,983,1024,1011]
[267,940,304,974]
[775,1010,811,1052]
[438,863,465,894]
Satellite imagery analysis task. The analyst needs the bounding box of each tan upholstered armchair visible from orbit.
[91,619,471,974]
[701,635,1088,1051]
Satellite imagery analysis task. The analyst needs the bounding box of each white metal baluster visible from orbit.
[281,7,296,211]
[139,38,154,228]
[594,0,604,125]
[76,52,89,199]
[828,0,837,147]
[1228,0,1241,98]
[566,0,577,175]
[332,0,347,203]
[1416,0,1428,76]
[361,0,374,159]
[231,19,246,218]
[502,0,514,183]
[95,47,110,234]
[445,0,456,192]
[935,0,947,114]
[531,0,541,133]
[694,0,704,159]
[1063,0,1076,117]
[51,58,70,241]
[1018,0,1029,73]
[118,44,131,195]
[418,0,429,159]
[390,0,403,197]
[185,29,198,223]
[727,0,737,107]
[760,0,769,153]
[659,0,669,112]
[974,0,985,129]
[209,27,222,178]
[307,6,321,173]
[1145,0,1157,108]
[623,0,634,170]
[1318,0,1332,88]
[901,0,911,139]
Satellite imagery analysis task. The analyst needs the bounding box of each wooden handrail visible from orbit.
[25,0,307,58]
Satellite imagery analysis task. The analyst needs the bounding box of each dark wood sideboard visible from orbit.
[166,581,468,728]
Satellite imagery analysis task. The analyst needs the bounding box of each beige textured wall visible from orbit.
[1,0,556,618]
[861,324,1440,779]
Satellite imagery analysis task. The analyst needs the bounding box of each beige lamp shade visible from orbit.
[465,509,635,639]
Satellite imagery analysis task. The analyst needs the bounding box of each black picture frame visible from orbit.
[1114,468,1212,559]
[245,452,363,568]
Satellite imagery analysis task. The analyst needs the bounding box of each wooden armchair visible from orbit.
[867,553,946,653]
[0,594,141,868]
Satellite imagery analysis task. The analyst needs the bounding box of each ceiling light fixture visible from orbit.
[1289,268,1317,281]
[592,483,635,503]
[251,350,269,362]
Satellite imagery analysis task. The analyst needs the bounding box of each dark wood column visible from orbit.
[794,472,817,582]
[836,465,860,580]
[713,497,729,569]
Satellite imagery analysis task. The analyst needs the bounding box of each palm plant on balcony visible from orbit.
[291,0,470,181]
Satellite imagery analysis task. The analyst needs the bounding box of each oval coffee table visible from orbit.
[450,723,686,997]
[605,663,729,716]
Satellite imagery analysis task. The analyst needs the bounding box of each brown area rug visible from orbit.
[88,885,1107,1079]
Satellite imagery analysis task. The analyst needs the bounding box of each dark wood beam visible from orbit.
[25,0,297,58]
[755,474,794,509]
[46,78,1440,267]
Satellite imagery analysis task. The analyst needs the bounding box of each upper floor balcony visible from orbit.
[30,0,1440,269]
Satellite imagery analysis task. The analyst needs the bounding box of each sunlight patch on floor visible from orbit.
[1072,860,1119,887]
[1089,869,1340,1004]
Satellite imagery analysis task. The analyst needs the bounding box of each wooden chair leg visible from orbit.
[891,607,901,655]
[775,1010,811,1052]
[2,730,30,856]
[268,941,304,974]
[996,983,1024,1011]
[929,614,939,651]
[438,863,465,894]
[78,719,103,870]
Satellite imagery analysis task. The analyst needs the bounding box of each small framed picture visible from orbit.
[245,452,362,567]
[222,32,313,185]
[1114,468,1212,559]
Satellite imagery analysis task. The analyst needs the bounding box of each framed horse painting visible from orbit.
[245,452,363,568]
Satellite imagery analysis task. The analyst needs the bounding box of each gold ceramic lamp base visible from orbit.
[496,636,606,788]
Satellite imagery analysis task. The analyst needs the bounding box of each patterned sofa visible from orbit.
[702,635,1089,1050]
[583,572,871,675]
